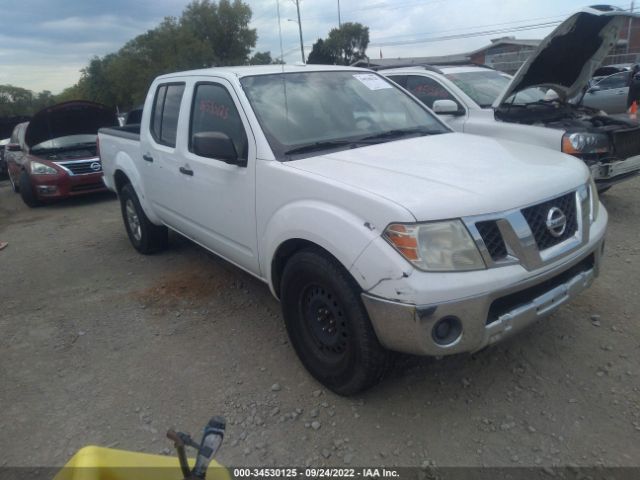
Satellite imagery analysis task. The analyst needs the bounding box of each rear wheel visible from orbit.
[119,183,168,254]
[19,171,40,207]
[280,248,389,395]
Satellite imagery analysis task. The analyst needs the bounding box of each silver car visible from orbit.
[582,70,631,114]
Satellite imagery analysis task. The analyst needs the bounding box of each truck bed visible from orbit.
[99,124,140,142]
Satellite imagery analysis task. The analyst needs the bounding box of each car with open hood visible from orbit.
[5,100,118,207]
[382,6,640,192]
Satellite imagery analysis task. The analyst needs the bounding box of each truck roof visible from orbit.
[156,64,371,81]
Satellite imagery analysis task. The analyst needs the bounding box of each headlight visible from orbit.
[383,220,486,271]
[589,177,599,223]
[30,161,57,175]
[562,132,610,155]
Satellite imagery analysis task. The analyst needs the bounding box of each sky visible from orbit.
[0,0,634,93]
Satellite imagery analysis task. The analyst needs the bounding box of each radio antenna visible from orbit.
[276,0,285,67]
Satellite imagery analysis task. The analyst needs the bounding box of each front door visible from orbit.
[164,78,259,274]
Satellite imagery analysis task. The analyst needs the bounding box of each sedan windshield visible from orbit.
[31,134,97,152]
[240,71,449,160]
[446,71,547,107]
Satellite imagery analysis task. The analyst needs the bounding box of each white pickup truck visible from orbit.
[99,65,607,394]
[381,7,640,192]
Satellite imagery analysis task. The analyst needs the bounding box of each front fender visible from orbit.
[260,200,382,295]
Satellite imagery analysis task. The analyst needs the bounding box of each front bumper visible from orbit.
[360,233,605,357]
[590,155,640,189]
[31,171,107,200]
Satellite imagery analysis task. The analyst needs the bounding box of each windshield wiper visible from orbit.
[284,140,357,156]
[359,128,442,144]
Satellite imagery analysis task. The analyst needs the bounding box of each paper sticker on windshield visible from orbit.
[353,73,393,91]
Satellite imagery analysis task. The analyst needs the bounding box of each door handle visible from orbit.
[179,166,194,176]
[142,154,154,163]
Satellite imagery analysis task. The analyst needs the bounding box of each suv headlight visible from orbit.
[562,132,610,155]
[30,161,57,175]
[383,220,486,271]
[589,177,599,223]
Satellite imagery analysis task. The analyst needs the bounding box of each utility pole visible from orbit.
[338,0,342,27]
[627,0,635,55]
[295,0,305,63]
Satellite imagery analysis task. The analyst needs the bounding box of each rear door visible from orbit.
[140,82,187,222]
[583,72,629,113]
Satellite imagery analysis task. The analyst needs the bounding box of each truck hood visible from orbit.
[25,101,118,149]
[287,133,589,220]
[493,6,639,107]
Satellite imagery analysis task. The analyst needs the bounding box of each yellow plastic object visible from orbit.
[54,446,230,480]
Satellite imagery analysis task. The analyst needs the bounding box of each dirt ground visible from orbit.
[1,177,639,469]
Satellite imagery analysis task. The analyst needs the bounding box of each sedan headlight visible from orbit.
[383,220,486,271]
[562,132,610,155]
[30,161,57,175]
[589,177,599,223]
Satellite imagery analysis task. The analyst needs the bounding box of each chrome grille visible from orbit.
[476,220,508,261]
[521,192,577,251]
[59,160,102,175]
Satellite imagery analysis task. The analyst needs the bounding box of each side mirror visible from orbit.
[432,99,463,115]
[6,143,21,152]
[588,86,601,94]
[192,132,246,167]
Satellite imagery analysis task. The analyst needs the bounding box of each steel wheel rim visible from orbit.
[125,199,142,242]
[302,284,349,359]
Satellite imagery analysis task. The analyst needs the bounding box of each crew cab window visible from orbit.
[596,72,630,90]
[150,83,185,147]
[190,83,248,160]
[405,76,462,110]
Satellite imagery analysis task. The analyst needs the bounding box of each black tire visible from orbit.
[119,183,168,254]
[19,171,40,207]
[280,247,389,395]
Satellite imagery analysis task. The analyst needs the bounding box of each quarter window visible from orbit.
[150,83,185,147]
[190,83,248,160]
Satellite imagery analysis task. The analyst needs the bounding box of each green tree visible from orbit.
[54,0,257,110]
[307,39,336,65]
[249,51,274,65]
[326,22,369,66]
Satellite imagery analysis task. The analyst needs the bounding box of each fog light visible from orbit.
[37,185,58,194]
[432,316,463,346]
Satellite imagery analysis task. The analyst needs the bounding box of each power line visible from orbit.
[369,4,635,47]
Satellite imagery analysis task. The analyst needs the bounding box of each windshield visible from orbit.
[446,71,547,107]
[240,71,449,160]
[31,134,97,152]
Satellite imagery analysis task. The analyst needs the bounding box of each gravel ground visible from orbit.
[1,177,639,469]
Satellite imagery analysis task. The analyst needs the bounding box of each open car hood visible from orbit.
[493,6,640,108]
[25,101,118,149]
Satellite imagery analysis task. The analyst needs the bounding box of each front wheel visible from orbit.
[280,248,389,395]
[119,183,168,254]
[19,171,40,207]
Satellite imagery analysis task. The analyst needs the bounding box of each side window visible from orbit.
[406,75,461,110]
[387,75,408,88]
[150,83,185,147]
[597,72,629,90]
[190,83,248,160]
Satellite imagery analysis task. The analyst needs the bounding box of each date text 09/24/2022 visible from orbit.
[232,468,400,478]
